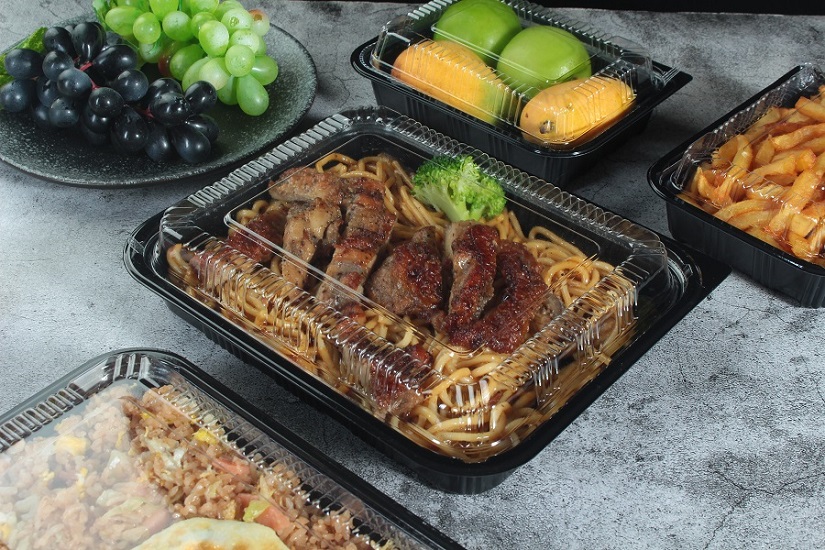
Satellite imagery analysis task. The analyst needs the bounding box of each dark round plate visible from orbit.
[0,20,317,188]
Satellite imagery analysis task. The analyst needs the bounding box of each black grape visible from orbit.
[4,48,44,79]
[169,124,211,164]
[81,103,113,133]
[0,79,36,112]
[30,102,53,130]
[94,44,139,80]
[3,21,221,166]
[48,97,80,128]
[43,26,76,57]
[184,81,217,115]
[36,77,60,108]
[111,68,149,103]
[110,105,149,153]
[71,22,105,63]
[56,67,93,100]
[42,50,74,81]
[88,87,124,117]
[184,114,219,144]
[144,120,176,162]
[150,92,192,125]
[140,77,182,109]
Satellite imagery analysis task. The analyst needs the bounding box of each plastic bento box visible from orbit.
[0,348,464,549]
[649,63,825,307]
[351,0,692,185]
[125,106,729,493]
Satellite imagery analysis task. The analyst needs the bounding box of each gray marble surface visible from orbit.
[1,1,824,549]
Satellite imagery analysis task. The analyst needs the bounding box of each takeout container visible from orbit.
[351,0,692,185]
[649,63,825,307]
[125,106,729,493]
[0,348,464,549]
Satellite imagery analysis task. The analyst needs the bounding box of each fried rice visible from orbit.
[0,384,391,550]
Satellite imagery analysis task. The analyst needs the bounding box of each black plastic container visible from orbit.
[125,107,729,493]
[648,63,825,307]
[0,348,464,549]
[350,0,692,186]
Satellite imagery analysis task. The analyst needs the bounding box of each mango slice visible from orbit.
[391,39,516,126]
[519,76,635,145]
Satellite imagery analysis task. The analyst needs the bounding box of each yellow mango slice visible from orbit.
[519,76,635,145]
[391,39,515,126]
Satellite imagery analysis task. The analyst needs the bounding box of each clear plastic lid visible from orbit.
[0,349,460,549]
[146,107,673,463]
[671,63,825,268]
[369,0,665,148]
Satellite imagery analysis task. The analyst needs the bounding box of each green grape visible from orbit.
[221,8,253,34]
[229,29,266,55]
[189,12,216,36]
[224,44,254,77]
[249,9,270,37]
[198,56,230,90]
[249,55,278,85]
[133,12,162,44]
[149,0,177,19]
[139,35,170,63]
[162,11,193,42]
[228,29,264,56]
[117,0,149,9]
[217,74,238,105]
[182,56,210,90]
[170,43,206,80]
[105,6,143,36]
[213,0,244,21]
[198,20,229,57]
[189,0,219,13]
[237,74,268,116]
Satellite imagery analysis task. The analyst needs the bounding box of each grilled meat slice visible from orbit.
[450,240,548,353]
[281,198,342,289]
[365,226,444,320]
[316,178,397,311]
[225,204,289,264]
[268,167,345,204]
[439,221,500,335]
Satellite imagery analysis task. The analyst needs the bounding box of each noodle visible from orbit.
[166,152,633,461]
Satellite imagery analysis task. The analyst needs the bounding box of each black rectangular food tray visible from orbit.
[0,348,466,550]
[352,37,692,186]
[126,208,728,494]
[648,64,825,307]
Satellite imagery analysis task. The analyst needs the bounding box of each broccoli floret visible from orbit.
[411,155,506,222]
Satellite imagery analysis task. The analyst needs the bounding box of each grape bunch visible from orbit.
[98,0,278,116]
[0,21,220,164]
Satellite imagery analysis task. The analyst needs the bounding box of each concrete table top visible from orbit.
[1,1,823,548]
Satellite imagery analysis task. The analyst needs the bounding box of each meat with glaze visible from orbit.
[225,204,289,264]
[365,226,444,320]
[280,198,342,289]
[438,221,500,335]
[449,240,549,353]
[315,178,397,312]
[268,166,345,204]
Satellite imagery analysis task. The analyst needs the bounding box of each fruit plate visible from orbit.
[0,19,317,188]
